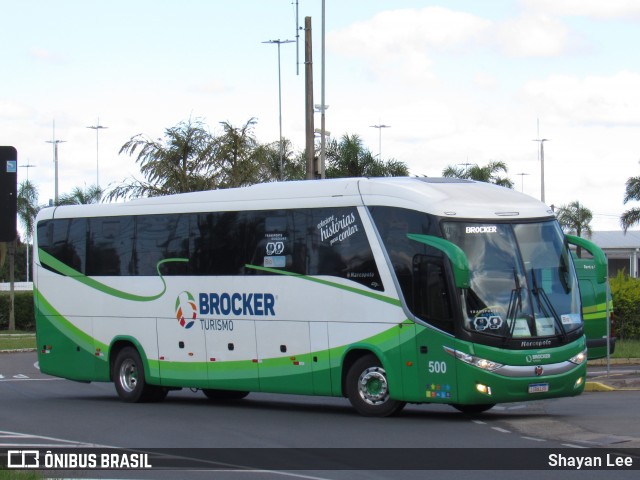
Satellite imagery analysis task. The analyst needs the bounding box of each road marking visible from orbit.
[521,436,546,442]
[491,427,511,434]
[562,443,588,448]
[0,378,62,382]
[0,430,113,448]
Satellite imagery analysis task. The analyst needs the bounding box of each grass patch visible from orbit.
[0,469,45,480]
[0,331,36,351]
[611,339,640,359]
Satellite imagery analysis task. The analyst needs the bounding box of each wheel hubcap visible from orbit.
[358,366,389,405]
[119,359,138,393]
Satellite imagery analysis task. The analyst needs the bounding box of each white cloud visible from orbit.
[522,0,640,19]
[328,7,491,81]
[28,47,66,64]
[522,71,640,126]
[0,100,34,120]
[496,14,571,57]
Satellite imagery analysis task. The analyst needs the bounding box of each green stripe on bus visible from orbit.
[38,248,188,302]
[245,263,402,307]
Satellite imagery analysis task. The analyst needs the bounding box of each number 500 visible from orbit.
[428,361,447,374]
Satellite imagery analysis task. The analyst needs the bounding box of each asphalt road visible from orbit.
[1,351,639,480]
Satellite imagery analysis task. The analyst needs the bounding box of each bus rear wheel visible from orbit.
[346,354,406,417]
[113,347,166,403]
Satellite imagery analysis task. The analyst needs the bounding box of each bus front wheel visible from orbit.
[345,354,406,417]
[113,347,166,403]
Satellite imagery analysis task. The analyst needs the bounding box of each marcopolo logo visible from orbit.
[175,291,197,329]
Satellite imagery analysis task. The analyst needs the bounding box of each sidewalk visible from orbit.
[585,358,640,391]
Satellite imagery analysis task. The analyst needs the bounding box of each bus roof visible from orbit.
[36,177,554,222]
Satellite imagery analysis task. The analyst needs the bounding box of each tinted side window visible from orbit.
[369,206,453,332]
[135,214,190,276]
[87,216,135,276]
[247,210,308,275]
[37,218,87,275]
[191,212,246,275]
[310,208,383,291]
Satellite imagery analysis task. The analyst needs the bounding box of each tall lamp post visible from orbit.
[370,124,391,159]
[46,121,65,206]
[87,118,108,188]
[516,172,529,192]
[262,39,294,181]
[533,119,549,203]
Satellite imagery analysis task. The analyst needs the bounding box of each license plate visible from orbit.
[528,383,549,394]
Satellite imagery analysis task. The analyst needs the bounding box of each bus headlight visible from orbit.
[444,347,503,372]
[569,349,588,365]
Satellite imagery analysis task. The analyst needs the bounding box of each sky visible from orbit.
[2,0,640,233]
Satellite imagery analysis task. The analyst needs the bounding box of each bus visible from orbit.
[33,177,606,416]
[573,255,615,360]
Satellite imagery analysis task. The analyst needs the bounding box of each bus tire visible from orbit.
[345,354,406,417]
[451,403,495,414]
[202,389,249,401]
[113,347,163,403]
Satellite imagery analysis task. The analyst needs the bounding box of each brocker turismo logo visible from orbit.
[175,291,197,329]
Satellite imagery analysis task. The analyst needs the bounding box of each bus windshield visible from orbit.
[442,220,582,342]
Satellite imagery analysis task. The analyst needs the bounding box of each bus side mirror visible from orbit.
[407,233,470,289]
[566,234,608,284]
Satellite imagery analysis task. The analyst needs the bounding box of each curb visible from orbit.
[584,381,616,392]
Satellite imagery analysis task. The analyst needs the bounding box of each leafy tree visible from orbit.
[108,118,217,200]
[556,201,593,258]
[17,180,40,241]
[442,161,513,188]
[256,138,306,182]
[214,118,266,188]
[621,176,640,232]
[610,271,640,340]
[58,184,103,205]
[325,134,409,178]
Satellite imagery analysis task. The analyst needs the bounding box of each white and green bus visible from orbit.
[34,177,605,416]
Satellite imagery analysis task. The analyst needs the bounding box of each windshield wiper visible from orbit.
[503,269,524,344]
[529,270,568,342]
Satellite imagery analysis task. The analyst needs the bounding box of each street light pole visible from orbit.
[263,39,295,181]
[87,118,108,188]
[533,119,550,203]
[46,121,65,206]
[370,124,391,159]
[516,172,529,192]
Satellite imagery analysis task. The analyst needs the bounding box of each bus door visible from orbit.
[411,254,459,404]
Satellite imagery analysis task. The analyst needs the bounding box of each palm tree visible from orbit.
[17,180,41,282]
[58,184,103,205]
[108,118,217,201]
[621,176,640,232]
[556,201,593,258]
[17,180,40,241]
[214,118,264,188]
[442,161,513,188]
[325,134,409,178]
[255,138,306,182]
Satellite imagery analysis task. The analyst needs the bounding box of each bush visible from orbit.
[0,291,35,331]
[610,271,640,340]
